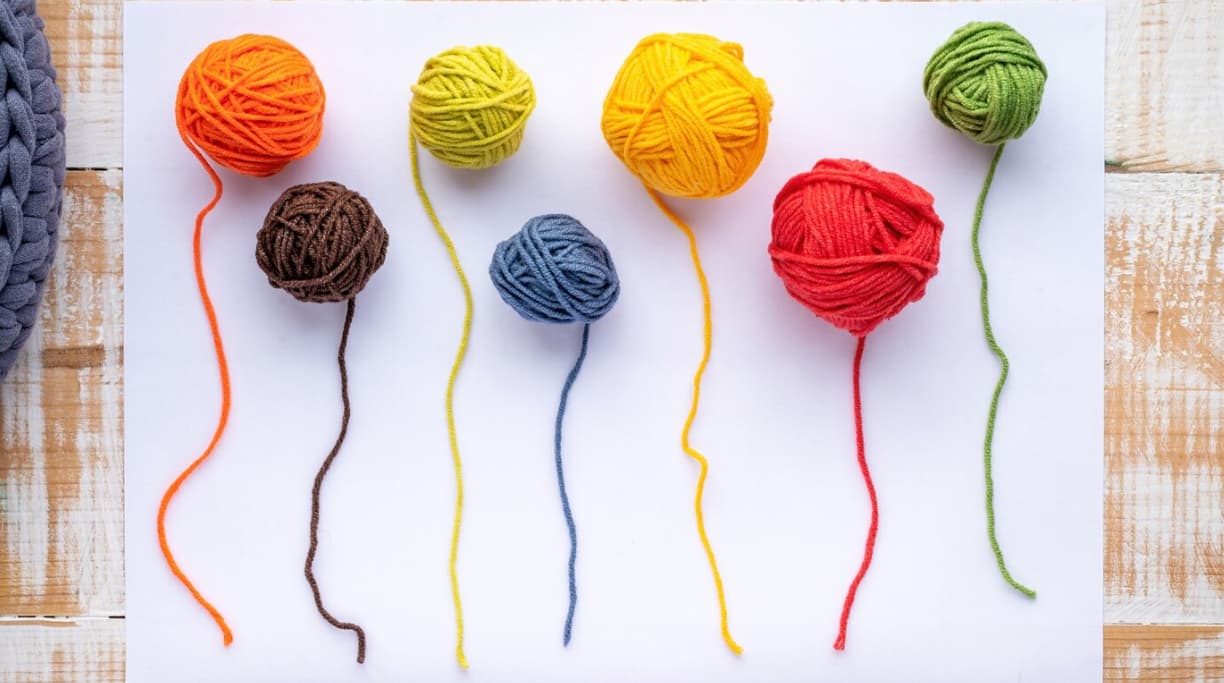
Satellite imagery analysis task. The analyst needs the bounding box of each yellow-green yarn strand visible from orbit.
[646,188,743,656]
[410,134,471,669]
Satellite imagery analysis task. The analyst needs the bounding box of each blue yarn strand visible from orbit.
[556,322,590,646]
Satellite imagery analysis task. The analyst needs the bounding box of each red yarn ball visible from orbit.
[769,159,943,337]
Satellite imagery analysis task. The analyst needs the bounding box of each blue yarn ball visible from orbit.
[490,214,619,324]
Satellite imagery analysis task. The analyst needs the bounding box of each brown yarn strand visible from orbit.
[304,297,366,664]
[259,181,387,665]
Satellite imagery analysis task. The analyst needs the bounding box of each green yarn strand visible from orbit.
[973,143,1035,600]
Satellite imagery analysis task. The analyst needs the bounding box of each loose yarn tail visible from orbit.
[973,144,1036,599]
[411,135,472,669]
[645,188,742,656]
[304,299,367,663]
[556,323,590,646]
[156,139,234,646]
[834,336,878,651]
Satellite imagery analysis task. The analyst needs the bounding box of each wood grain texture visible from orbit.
[0,618,124,682]
[1106,0,1224,172]
[0,170,124,618]
[1106,625,1224,682]
[1,0,1222,680]
[1106,172,1224,626]
[43,0,121,168]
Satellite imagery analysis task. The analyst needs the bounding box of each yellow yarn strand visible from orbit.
[647,188,742,656]
[410,134,471,670]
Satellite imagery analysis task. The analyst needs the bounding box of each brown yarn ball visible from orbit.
[257,182,388,303]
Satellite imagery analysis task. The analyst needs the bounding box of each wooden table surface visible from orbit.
[0,0,1220,680]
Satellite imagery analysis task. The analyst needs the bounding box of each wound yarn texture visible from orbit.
[409,44,535,669]
[259,181,388,664]
[257,181,388,303]
[925,21,1045,600]
[161,33,325,648]
[601,32,771,656]
[411,45,535,170]
[490,214,619,325]
[770,159,943,337]
[0,0,66,379]
[769,159,942,651]
[602,33,771,199]
[489,214,619,646]
[923,22,1046,146]
[176,34,326,177]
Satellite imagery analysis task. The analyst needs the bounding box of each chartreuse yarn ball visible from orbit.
[410,45,536,170]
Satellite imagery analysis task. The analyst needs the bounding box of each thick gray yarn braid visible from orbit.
[0,0,66,378]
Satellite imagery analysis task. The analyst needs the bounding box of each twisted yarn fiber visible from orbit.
[408,44,536,669]
[600,32,772,656]
[770,159,943,338]
[770,159,943,651]
[0,0,66,378]
[923,22,1046,146]
[160,34,326,648]
[177,34,326,177]
[490,213,619,646]
[602,33,772,199]
[257,182,388,303]
[925,21,1045,600]
[258,181,387,664]
[491,214,619,325]
[411,45,535,170]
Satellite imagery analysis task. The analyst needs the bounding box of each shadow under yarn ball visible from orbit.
[257,182,388,303]
[410,45,535,170]
[490,214,619,325]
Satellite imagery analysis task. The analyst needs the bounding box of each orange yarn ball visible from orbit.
[176,34,326,178]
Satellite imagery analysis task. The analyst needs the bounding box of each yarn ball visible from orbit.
[257,182,388,303]
[769,159,943,337]
[490,214,619,325]
[0,0,65,379]
[411,45,535,170]
[601,33,772,199]
[923,22,1047,146]
[176,34,326,178]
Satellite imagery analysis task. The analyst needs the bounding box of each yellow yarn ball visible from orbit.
[601,33,772,199]
[410,45,536,170]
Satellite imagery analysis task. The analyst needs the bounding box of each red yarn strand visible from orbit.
[156,138,234,646]
[834,335,878,651]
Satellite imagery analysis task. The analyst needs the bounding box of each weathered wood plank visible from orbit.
[1106,0,1224,172]
[0,618,124,682]
[1106,625,1224,681]
[0,170,124,617]
[43,0,123,170]
[1106,171,1224,624]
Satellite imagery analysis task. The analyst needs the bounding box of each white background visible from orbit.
[124,3,1104,681]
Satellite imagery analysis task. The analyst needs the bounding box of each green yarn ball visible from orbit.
[923,22,1047,145]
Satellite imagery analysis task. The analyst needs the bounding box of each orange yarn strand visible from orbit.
[647,188,742,656]
[161,34,325,647]
[156,136,233,646]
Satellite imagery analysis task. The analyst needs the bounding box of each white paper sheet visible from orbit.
[123,2,1105,681]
